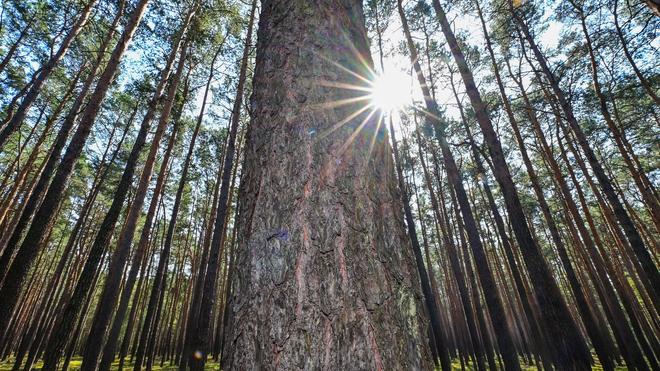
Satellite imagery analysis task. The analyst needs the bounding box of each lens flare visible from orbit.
[369,71,412,112]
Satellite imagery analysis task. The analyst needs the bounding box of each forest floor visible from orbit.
[448,358,629,370]
[0,357,630,370]
[0,357,222,370]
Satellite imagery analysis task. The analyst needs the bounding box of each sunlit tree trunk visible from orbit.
[0,1,152,367]
[398,2,522,369]
[223,1,433,370]
[0,0,98,148]
[80,10,196,369]
[511,3,659,306]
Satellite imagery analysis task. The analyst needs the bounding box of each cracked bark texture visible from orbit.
[224,1,433,370]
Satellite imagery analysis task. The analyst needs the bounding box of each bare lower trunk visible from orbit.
[81,11,195,369]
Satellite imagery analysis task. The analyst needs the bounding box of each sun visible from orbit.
[369,71,412,112]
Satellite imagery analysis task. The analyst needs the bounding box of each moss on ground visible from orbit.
[0,356,630,370]
[447,357,629,370]
[0,357,222,370]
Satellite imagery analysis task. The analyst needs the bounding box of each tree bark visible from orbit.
[223,1,433,370]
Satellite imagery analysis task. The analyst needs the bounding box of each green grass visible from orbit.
[447,357,629,370]
[1,356,630,370]
[0,357,222,370]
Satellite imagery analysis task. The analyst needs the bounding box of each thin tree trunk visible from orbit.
[398,2,522,369]
[0,0,98,148]
[0,0,125,281]
[179,147,224,370]
[508,52,652,370]
[415,125,499,371]
[129,45,194,371]
[474,4,614,368]
[372,3,448,367]
[80,10,196,369]
[0,11,36,75]
[431,1,592,368]
[612,0,660,105]
[178,38,227,369]
[0,0,151,367]
[511,4,659,306]
[570,1,660,232]
[189,3,257,369]
[9,115,126,371]
[0,62,85,231]
[390,118,451,370]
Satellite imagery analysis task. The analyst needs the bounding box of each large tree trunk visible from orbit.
[223,1,433,370]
